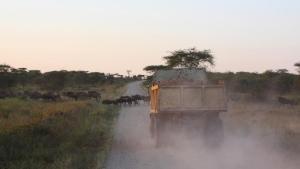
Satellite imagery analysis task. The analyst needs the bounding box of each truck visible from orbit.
[149,68,227,147]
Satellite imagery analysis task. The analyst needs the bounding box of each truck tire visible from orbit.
[150,114,157,139]
[155,117,168,148]
[204,113,224,147]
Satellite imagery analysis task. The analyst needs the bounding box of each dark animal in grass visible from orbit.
[76,92,89,100]
[278,96,297,106]
[26,91,43,100]
[88,91,101,101]
[103,95,144,106]
[63,92,78,100]
[0,91,18,99]
[102,99,115,105]
[0,91,9,99]
[42,92,61,101]
[63,91,89,101]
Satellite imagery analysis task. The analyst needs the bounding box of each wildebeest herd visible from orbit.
[0,90,101,102]
[0,90,149,106]
[102,95,150,105]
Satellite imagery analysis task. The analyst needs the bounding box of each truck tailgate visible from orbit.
[158,85,227,112]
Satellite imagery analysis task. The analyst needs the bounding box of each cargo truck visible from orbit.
[149,69,227,147]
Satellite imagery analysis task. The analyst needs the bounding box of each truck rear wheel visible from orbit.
[151,115,173,148]
[204,113,224,147]
[150,114,157,139]
[150,114,163,147]
[155,117,169,148]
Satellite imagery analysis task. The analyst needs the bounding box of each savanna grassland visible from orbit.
[0,86,126,169]
[0,65,132,169]
[223,101,300,153]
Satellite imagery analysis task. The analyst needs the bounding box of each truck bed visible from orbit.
[150,83,227,114]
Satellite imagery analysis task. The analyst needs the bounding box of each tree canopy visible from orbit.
[295,62,300,74]
[163,48,214,69]
[0,65,138,91]
[143,65,170,73]
[143,48,214,73]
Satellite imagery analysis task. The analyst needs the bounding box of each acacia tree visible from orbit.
[143,65,170,73]
[276,69,289,74]
[163,48,214,69]
[295,62,300,74]
[143,48,214,74]
[0,64,12,72]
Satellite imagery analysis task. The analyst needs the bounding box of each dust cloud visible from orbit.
[159,129,299,169]
[105,81,300,169]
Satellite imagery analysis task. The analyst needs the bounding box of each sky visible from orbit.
[1,0,300,75]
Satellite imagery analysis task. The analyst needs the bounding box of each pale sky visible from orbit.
[1,0,299,75]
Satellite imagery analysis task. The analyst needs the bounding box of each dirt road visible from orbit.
[105,81,189,169]
[105,81,300,169]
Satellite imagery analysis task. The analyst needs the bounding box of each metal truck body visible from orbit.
[150,83,227,114]
[149,69,227,147]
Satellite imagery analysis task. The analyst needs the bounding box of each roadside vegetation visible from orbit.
[0,100,119,169]
[208,70,300,101]
[223,101,300,153]
[0,65,132,169]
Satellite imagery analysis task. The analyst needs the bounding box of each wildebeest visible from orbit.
[62,91,78,100]
[102,96,133,106]
[42,92,61,101]
[76,92,89,100]
[0,90,19,99]
[88,91,101,101]
[25,91,43,100]
[102,99,116,105]
[120,96,134,105]
[63,91,101,102]
[131,95,142,104]
[278,96,297,106]
[0,91,9,99]
[102,94,150,106]
[23,91,61,101]
[131,94,142,100]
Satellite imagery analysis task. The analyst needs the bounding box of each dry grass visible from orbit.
[222,101,300,152]
[0,102,119,169]
[0,99,88,132]
[0,82,127,133]
[224,101,300,132]
[0,82,127,169]
[98,83,127,99]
